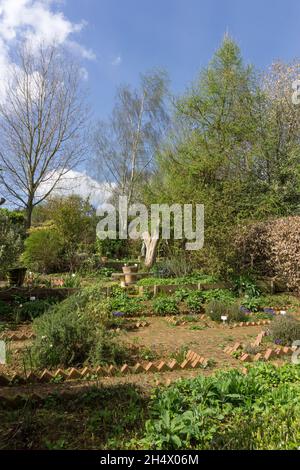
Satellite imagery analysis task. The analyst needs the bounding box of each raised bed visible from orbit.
[0,287,79,302]
[138,282,227,297]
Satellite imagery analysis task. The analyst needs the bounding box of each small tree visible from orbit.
[32,195,97,270]
[22,226,64,273]
[0,44,88,228]
[93,70,170,206]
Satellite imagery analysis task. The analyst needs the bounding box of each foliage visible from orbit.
[14,299,58,322]
[32,195,98,271]
[30,285,125,367]
[202,289,236,303]
[206,300,246,323]
[0,385,148,450]
[142,37,300,274]
[95,237,129,260]
[0,300,13,317]
[0,211,23,274]
[31,305,100,368]
[61,274,81,289]
[184,291,204,313]
[235,217,300,292]
[269,315,300,346]
[21,227,64,273]
[142,364,300,449]
[231,275,261,297]
[138,274,218,286]
[240,296,262,313]
[152,296,179,316]
[106,287,144,316]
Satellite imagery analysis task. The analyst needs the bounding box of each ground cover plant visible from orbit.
[142,364,300,450]
[137,274,219,287]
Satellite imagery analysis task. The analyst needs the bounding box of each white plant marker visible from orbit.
[280,310,287,316]
[221,315,228,325]
[30,296,36,301]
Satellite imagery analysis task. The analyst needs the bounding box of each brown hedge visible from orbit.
[235,216,300,292]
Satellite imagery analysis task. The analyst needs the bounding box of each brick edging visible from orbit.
[0,350,208,387]
[224,331,296,363]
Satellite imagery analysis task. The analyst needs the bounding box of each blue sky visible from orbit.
[1,0,300,202]
[60,0,300,119]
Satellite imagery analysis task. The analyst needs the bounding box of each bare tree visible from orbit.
[0,44,88,228]
[93,70,169,206]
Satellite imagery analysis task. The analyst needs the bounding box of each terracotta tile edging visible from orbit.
[0,350,209,387]
[223,330,294,362]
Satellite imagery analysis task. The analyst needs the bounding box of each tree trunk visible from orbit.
[142,231,159,269]
[26,201,33,229]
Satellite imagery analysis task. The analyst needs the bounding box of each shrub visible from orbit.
[0,211,23,275]
[0,300,13,317]
[30,286,114,367]
[22,227,64,273]
[206,301,246,323]
[235,217,300,292]
[227,304,247,323]
[269,315,300,346]
[14,299,57,322]
[152,296,179,316]
[31,304,98,368]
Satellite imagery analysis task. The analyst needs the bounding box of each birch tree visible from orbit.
[93,70,169,206]
[0,44,88,228]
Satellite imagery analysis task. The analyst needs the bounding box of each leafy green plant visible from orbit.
[29,286,124,367]
[232,275,261,298]
[107,288,143,316]
[202,289,236,303]
[14,298,58,322]
[152,296,179,316]
[61,274,81,288]
[240,296,262,312]
[31,304,100,368]
[184,291,204,313]
[142,364,300,450]
[138,274,218,287]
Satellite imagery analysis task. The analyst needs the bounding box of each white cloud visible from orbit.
[37,170,113,208]
[0,0,95,98]
[111,55,122,66]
